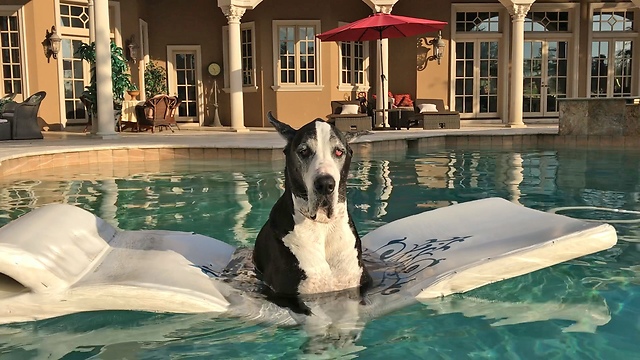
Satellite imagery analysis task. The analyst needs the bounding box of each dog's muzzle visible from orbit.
[308,175,336,221]
[313,175,335,196]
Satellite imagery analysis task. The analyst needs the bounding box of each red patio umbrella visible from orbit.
[317,13,447,127]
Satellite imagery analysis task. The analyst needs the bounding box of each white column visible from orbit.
[507,4,531,128]
[222,5,247,131]
[93,0,117,138]
[88,0,95,43]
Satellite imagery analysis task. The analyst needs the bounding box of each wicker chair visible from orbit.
[326,100,372,133]
[1,91,46,140]
[135,95,182,133]
[409,99,461,130]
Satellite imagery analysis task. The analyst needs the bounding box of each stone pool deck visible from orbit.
[0,124,637,178]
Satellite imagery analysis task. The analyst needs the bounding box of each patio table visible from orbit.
[120,100,143,131]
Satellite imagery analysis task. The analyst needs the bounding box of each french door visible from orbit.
[60,37,90,124]
[523,40,569,116]
[454,39,500,118]
[171,50,198,122]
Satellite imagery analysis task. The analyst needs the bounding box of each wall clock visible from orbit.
[207,62,221,77]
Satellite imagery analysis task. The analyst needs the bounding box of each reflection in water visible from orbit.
[232,172,252,245]
[495,153,525,204]
[0,150,639,358]
[99,179,119,228]
[420,295,610,333]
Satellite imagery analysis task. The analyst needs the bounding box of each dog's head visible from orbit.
[268,112,359,223]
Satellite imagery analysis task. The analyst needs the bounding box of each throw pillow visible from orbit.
[397,94,414,108]
[340,104,359,115]
[393,94,404,107]
[418,103,438,113]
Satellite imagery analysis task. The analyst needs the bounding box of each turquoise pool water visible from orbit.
[0,147,639,359]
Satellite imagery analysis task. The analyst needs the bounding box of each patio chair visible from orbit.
[409,99,460,130]
[326,100,372,133]
[1,91,46,140]
[135,95,182,133]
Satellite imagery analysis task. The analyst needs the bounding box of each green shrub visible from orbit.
[144,61,168,98]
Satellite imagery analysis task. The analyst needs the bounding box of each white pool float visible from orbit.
[0,198,617,325]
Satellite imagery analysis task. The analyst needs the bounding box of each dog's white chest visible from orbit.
[282,219,363,294]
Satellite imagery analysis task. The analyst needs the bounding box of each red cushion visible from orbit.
[399,95,413,108]
[393,94,413,107]
[393,94,404,107]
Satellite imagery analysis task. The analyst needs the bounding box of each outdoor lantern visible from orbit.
[428,30,446,65]
[42,26,61,63]
[127,36,138,63]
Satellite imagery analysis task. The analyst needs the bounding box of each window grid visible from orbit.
[478,41,498,114]
[592,11,634,32]
[340,42,351,84]
[613,40,633,97]
[241,28,253,86]
[455,41,474,113]
[60,3,90,29]
[340,41,365,86]
[278,26,296,84]
[61,38,86,121]
[0,15,21,96]
[175,53,197,117]
[523,41,543,112]
[546,41,568,112]
[590,41,609,97]
[298,26,315,84]
[524,11,570,32]
[455,12,500,32]
[278,25,317,85]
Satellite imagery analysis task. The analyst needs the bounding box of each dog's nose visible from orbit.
[314,175,335,195]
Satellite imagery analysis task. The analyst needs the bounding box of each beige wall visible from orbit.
[244,0,373,128]
[119,0,142,95]
[143,0,227,125]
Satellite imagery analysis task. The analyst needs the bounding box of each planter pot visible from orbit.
[127,90,140,99]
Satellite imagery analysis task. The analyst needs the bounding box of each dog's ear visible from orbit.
[268,112,296,142]
[344,130,371,143]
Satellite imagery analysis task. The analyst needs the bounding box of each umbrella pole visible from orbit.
[379,31,387,128]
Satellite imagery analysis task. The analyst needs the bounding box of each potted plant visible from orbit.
[144,61,168,98]
[127,83,140,99]
[76,41,133,115]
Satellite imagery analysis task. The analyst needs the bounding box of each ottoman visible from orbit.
[0,119,10,140]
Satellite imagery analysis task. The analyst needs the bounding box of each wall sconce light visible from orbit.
[42,26,61,63]
[126,35,138,63]
[427,30,446,65]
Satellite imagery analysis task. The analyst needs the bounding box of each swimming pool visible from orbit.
[0,147,639,359]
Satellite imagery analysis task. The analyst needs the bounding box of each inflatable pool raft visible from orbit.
[0,198,617,324]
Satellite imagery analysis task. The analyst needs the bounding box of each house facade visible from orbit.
[1,0,638,130]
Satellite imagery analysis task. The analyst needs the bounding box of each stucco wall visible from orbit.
[143,0,227,125]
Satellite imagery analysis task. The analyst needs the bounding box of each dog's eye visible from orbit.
[335,149,344,157]
[299,148,311,158]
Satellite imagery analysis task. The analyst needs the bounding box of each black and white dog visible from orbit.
[253,113,372,300]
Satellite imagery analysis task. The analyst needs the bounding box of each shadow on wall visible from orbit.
[416,37,432,71]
